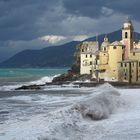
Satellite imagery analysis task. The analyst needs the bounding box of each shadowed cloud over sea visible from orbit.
[0,0,140,62]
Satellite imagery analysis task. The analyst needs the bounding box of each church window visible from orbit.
[125,32,128,38]
[132,63,134,67]
[90,61,92,65]
[131,32,133,39]
[86,54,88,58]
[82,49,84,52]
[90,70,92,74]
[90,54,92,58]
[113,46,116,49]
[95,60,98,65]
[136,76,138,81]
[122,54,124,60]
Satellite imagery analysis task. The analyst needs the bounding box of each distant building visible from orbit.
[79,17,140,83]
[80,41,99,75]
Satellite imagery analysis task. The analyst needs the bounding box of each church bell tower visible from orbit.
[122,17,134,59]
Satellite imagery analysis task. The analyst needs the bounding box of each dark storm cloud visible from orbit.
[0,0,139,42]
[62,0,105,18]
[0,0,61,41]
[62,0,140,20]
[0,0,140,62]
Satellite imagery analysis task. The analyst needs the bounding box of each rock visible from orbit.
[15,84,41,90]
[52,72,91,83]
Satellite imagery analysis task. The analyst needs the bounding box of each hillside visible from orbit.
[0,41,80,68]
[0,30,140,68]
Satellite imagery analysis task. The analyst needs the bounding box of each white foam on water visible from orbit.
[0,84,22,91]
[72,84,122,120]
[1,83,132,140]
[0,75,59,91]
[6,95,33,102]
[29,75,59,85]
[37,83,124,140]
[1,83,140,140]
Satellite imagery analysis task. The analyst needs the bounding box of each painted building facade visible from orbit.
[80,41,98,75]
[79,18,140,83]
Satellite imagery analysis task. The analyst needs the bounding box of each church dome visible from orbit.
[101,36,110,48]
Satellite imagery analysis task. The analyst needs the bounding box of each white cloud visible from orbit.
[39,34,90,43]
[101,7,114,16]
[73,35,89,41]
[39,35,67,44]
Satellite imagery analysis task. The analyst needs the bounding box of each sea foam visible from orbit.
[0,75,59,91]
[73,83,121,120]
[29,75,59,85]
[39,83,124,140]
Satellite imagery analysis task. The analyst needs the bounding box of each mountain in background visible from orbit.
[0,30,140,68]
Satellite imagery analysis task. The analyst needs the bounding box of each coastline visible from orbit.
[15,80,140,90]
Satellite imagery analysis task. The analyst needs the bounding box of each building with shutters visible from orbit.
[79,18,140,83]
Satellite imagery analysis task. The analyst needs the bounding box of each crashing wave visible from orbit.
[0,75,59,91]
[73,84,121,120]
[70,83,121,120]
[39,83,124,140]
[29,75,59,85]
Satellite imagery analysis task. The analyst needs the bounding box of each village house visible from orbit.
[79,18,140,83]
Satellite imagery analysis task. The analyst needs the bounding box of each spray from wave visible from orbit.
[39,83,124,140]
[0,75,59,91]
[73,83,121,120]
[29,75,59,85]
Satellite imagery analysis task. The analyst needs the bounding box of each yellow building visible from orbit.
[80,41,98,75]
[94,41,125,81]
[118,60,140,83]
[118,18,140,83]
[79,17,140,83]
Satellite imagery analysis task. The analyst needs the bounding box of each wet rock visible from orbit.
[52,72,91,83]
[15,84,41,90]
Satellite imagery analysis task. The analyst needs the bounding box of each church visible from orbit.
[79,18,140,83]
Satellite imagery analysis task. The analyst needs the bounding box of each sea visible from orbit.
[0,68,140,140]
[0,68,68,90]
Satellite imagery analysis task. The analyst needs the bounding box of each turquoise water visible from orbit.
[0,68,68,78]
[0,68,68,86]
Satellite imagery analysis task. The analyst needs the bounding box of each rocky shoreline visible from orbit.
[15,81,140,90]
[15,73,140,90]
[15,73,91,90]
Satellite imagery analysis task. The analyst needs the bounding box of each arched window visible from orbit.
[125,32,128,38]
[131,32,133,39]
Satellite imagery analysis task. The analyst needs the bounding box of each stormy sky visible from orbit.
[0,0,140,62]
